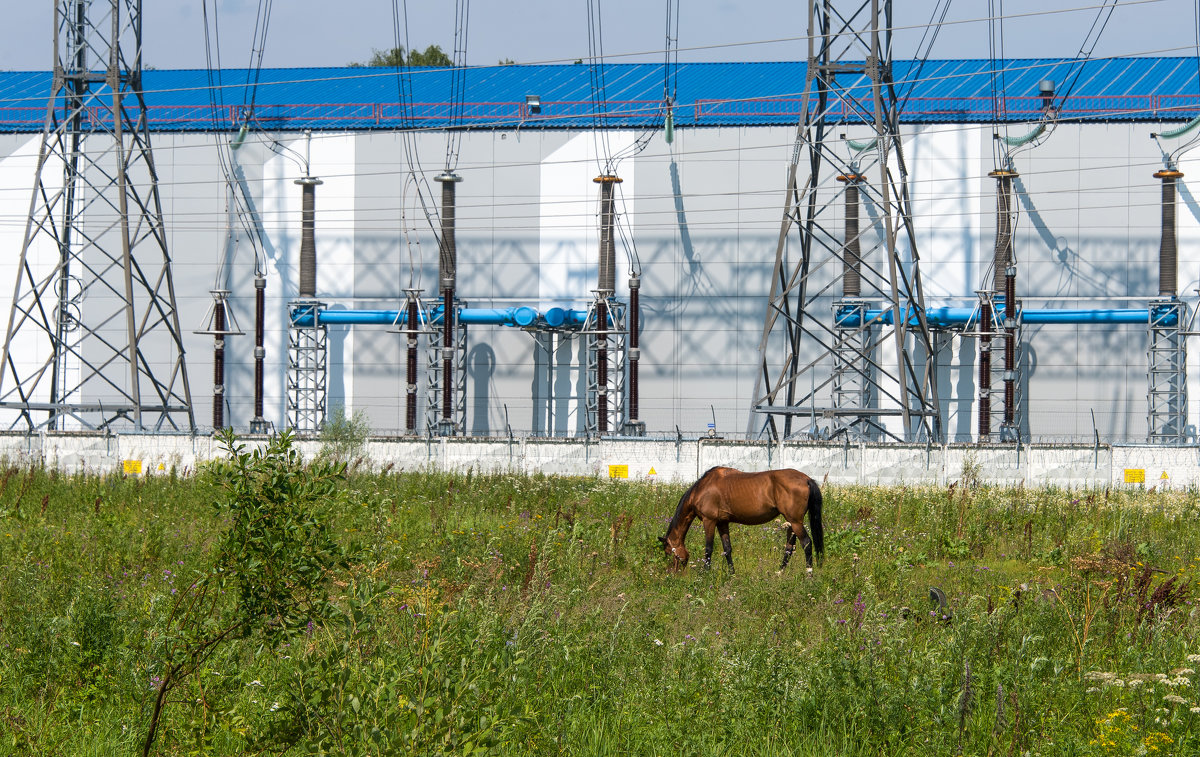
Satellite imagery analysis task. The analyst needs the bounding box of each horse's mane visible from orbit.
[665,466,723,535]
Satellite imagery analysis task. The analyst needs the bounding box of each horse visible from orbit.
[658,467,824,573]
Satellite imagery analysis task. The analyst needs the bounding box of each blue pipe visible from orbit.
[835,305,1178,328]
[290,304,592,328]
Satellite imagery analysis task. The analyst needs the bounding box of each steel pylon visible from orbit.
[750,0,940,442]
[0,0,193,431]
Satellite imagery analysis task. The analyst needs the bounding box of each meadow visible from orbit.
[1,435,1199,755]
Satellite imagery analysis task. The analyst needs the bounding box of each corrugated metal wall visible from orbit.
[0,117,1194,441]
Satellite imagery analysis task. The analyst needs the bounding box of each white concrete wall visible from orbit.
[2,431,1198,490]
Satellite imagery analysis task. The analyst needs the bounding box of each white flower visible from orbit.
[653,638,663,647]
[1084,671,1116,681]
[1164,694,1188,705]
[246,680,264,687]
[1186,654,1200,663]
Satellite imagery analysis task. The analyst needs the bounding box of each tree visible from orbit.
[350,44,453,68]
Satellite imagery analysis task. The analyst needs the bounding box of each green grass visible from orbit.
[1,461,1199,755]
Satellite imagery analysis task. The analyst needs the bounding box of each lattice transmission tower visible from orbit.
[0,0,193,431]
[750,0,940,442]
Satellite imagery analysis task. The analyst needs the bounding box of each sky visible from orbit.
[0,0,1197,72]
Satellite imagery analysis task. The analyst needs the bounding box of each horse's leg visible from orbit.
[780,527,798,570]
[717,522,734,572]
[799,525,814,569]
[702,518,716,568]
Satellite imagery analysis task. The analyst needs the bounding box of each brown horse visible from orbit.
[658,467,824,573]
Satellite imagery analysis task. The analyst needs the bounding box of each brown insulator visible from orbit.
[295,177,323,298]
[212,300,225,429]
[837,174,865,297]
[978,304,991,439]
[596,299,608,433]
[405,297,418,434]
[1154,169,1183,297]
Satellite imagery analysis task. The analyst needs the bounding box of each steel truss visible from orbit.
[286,302,327,433]
[584,296,630,437]
[425,319,466,436]
[751,0,940,442]
[1147,299,1186,443]
[0,0,193,431]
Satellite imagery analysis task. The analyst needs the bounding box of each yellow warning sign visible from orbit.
[1161,470,1170,480]
[1123,468,1145,484]
[648,467,657,476]
[608,464,629,479]
[123,459,143,475]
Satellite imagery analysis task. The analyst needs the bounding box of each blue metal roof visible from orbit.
[0,57,1197,133]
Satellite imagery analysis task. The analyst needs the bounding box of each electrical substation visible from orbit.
[1,0,1199,463]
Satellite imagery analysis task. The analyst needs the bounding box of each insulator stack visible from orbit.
[837,173,864,297]
[989,170,1017,293]
[1004,266,1016,428]
[628,275,640,425]
[251,274,267,432]
[594,175,621,292]
[592,174,621,435]
[987,168,1019,440]
[1155,169,1183,297]
[212,300,225,429]
[295,176,322,298]
[596,299,609,433]
[978,303,991,439]
[405,296,419,433]
[435,172,462,433]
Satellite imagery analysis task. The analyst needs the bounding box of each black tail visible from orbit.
[808,478,825,562]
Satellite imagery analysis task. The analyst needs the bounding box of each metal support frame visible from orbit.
[584,295,629,437]
[0,0,194,432]
[831,299,877,440]
[286,301,327,433]
[425,317,466,436]
[750,0,940,442]
[1147,299,1186,443]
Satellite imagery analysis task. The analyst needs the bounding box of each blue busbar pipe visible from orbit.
[834,305,1179,328]
[289,304,591,328]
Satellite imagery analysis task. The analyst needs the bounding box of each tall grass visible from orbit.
[1,462,1198,754]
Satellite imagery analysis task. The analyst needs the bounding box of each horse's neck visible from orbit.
[668,505,696,542]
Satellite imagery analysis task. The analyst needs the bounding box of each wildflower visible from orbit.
[1163,694,1188,706]
[1188,654,1200,663]
[1172,668,1195,676]
[653,638,663,647]
[1084,671,1117,682]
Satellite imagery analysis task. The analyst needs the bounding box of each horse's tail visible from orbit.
[807,477,825,561]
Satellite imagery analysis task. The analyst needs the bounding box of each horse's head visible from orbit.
[658,534,689,572]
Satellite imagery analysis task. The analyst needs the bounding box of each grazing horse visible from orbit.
[658,467,824,573]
